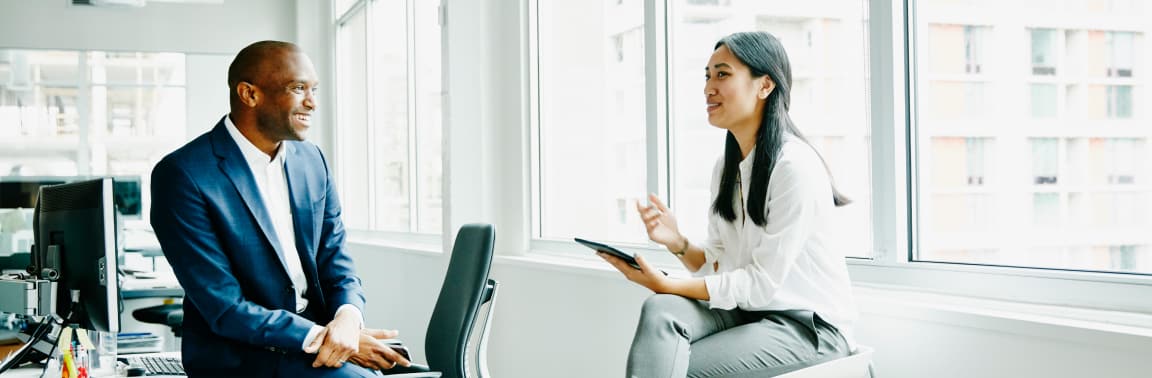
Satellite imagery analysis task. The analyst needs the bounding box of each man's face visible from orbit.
[255,50,319,143]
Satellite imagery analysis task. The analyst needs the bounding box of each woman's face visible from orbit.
[704,45,773,133]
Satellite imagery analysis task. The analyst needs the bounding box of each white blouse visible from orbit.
[696,135,858,343]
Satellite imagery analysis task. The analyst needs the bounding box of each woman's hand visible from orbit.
[636,193,684,249]
[598,252,669,293]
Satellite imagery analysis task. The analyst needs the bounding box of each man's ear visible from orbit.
[759,78,775,100]
[237,82,260,108]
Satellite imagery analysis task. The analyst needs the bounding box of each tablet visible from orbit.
[574,237,641,270]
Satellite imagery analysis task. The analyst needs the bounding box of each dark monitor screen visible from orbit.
[1,176,141,218]
[0,179,66,209]
[33,178,121,333]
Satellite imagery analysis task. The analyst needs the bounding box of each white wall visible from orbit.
[348,245,1152,378]
[0,0,336,153]
[0,0,294,54]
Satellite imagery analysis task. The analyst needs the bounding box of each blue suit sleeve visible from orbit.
[312,147,367,318]
[150,158,316,350]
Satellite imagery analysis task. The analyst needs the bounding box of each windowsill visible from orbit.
[348,239,1152,346]
[854,283,1152,347]
[347,232,441,256]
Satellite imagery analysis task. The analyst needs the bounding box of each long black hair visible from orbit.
[711,31,851,227]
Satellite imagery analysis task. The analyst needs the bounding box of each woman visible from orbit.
[598,31,858,377]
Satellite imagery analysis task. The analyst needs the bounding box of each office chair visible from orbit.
[132,303,183,337]
[382,223,499,378]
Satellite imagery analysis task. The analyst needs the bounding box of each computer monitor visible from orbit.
[0,175,143,219]
[33,178,121,333]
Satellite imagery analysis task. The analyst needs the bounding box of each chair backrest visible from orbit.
[424,223,496,378]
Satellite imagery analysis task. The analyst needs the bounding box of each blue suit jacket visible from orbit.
[150,118,366,373]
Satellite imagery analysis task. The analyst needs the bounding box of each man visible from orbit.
[151,40,409,376]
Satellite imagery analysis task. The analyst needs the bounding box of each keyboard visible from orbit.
[126,356,186,376]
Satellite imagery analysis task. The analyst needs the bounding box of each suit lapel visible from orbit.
[209,120,293,278]
[284,144,320,283]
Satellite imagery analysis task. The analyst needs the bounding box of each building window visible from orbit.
[1030,28,1058,76]
[1106,31,1135,78]
[1106,85,1133,119]
[1031,138,1058,185]
[334,0,443,234]
[534,0,647,244]
[0,49,186,179]
[1030,84,1058,118]
[916,0,1152,275]
[1032,193,1060,228]
[531,0,872,258]
[963,25,985,74]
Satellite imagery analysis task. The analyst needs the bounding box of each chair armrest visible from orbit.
[378,363,439,376]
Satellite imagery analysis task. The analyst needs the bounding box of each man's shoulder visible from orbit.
[162,133,214,164]
[153,131,223,181]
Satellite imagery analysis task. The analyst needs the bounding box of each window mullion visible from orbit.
[406,0,419,232]
[645,0,670,203]
[528,0,543,240]
[365,1,378,230]
[867,0,911,265]
[336,0,367,26]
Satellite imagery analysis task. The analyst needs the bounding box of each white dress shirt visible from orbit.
[224,116,360,351]
[695,134,858,345]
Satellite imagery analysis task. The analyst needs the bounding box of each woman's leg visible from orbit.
[685,312,850,378]
[626,294,746,378]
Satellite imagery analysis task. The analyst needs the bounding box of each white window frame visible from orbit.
[333,0,442,245]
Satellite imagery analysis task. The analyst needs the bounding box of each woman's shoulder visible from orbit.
[777,135,823,170]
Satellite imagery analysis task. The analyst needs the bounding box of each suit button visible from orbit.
[286,286,294,293]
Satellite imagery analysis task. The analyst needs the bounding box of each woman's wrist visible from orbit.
[670,236,689,257]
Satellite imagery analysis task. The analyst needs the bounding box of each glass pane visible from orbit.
[1030,138,1058,185]
[536,0,647,243]
[1029,84,1057,118]
[915,0,1152,274]
[92,86,186,139]
[336,7,370,229]
[668,0,872,257]
[1030,28,1057,75]
[88,52,185,85]
[0,50,80,84]
[371,0,411,232]
[415,0,444,234]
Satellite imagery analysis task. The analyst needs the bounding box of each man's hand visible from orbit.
[311,309,362,368]
[348,328,412,370]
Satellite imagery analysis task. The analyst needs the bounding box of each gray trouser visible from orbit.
[626,294,850,378]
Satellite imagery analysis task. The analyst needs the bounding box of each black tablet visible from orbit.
[574,237,641,270]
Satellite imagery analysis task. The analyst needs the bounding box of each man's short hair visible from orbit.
[227,40,300,90]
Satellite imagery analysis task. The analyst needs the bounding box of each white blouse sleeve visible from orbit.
[694,157,726,277]
[703,148,827,309]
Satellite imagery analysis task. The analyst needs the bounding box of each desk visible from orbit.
[4,352,184,378]
[121,275,183,299]
[119,276,183,353]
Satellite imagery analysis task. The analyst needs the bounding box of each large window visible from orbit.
[335,0,443,234]
[531,0,873,258]
[0,50,186,177]
[534,0,648,244]
[915,0,1151,274]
